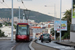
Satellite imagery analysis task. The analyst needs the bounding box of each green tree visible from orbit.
[13,24,17,29]
[3,22,11,26]
[51,10,71,40]
[0,30,5,37]
[0,23,2,27]
[50,28,54,36]
[62,9,71,39]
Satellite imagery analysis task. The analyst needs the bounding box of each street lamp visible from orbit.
[23,13,25,23]
[11,0,13,42]
[60,0,62,42]
[24,9,30,23]
[45,4,56,20]
[45,4,56,40]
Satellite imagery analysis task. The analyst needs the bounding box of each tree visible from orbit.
[0,23,2,27]
[0,30,5,37]
[13,24,17,29]
[3,22,11,26]
[62,9,71,39]
[50,28,54,36]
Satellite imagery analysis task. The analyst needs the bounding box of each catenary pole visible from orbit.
[60,0,62,42]
[11,0,13,41]
[54,4,56,40]
[23,13,25,23]
[19,6,20,23]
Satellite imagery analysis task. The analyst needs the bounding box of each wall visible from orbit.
[70,32,75,42]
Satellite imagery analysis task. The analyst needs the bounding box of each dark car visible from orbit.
[41,34,51,42]
[39,35,42,40]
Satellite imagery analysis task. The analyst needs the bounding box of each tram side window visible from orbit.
[27,25,29,35]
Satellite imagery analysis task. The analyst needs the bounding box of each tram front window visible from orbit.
[18,25,27,35]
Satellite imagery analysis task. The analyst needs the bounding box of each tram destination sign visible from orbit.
[19,25,27,27]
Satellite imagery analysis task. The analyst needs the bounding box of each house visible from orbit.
[0,26,16,37]
[31,26,42,39]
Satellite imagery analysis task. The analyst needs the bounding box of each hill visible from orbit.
[0,8,59,22]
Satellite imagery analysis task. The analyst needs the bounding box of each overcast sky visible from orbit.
[0,0,72,18]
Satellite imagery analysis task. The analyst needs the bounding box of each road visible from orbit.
[15,42,30,50]
[0,40,30,50]
[36,40,75,50]
[0,40,16,50]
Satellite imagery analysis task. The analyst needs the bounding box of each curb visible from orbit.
[29,40,35,50]
[55,42,75,48]
[35,40,59,50]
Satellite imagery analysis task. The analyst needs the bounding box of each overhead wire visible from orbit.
[0,0,9,8]
[17,0,27,9]
[4,2,9,8]
[21,0,27,9]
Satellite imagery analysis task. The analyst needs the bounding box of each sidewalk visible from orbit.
[32,41,59,50]
[55,40,75,48]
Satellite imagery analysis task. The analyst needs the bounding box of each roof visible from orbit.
[17,23,28,25]
[31,26,41,28]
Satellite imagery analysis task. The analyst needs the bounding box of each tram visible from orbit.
[16,23,30,42]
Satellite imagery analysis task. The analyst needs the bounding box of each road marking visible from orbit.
[29,40,35,50]
[10,43,20,50]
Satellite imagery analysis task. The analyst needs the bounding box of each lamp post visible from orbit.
[23,13,25,23]
[24,9,30,23]
[45,4,56,20]
[11,0,13,41]
[19,6,20,23]
[45,4,56,40]
[60,0,62,42]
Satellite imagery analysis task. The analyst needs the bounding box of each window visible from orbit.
[70,24,75,32]
[17,25,27,35]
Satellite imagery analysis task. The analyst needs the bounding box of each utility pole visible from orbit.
[11,0,13,42]
[60,0,62,42]
[19,6,20,23]
[23,13,25,23]
[54,4,56,40]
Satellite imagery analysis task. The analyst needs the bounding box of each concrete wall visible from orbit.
[70,32,75,42]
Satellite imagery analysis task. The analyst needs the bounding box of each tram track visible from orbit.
[12,42,30,50]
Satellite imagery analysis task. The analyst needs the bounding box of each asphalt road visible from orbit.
[0,40,16,50]
[15,42,30,50]
[0,40,30,50]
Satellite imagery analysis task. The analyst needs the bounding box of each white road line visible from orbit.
[10,45,16,50]
[29,40,35,50]
[10,43,20,50]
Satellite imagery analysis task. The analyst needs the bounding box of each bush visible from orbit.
[0,30,5,37]
[0,23,2,27]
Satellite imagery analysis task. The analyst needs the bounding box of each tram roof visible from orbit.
[17,23,28,25]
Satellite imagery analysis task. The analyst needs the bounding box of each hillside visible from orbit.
[0,8,59,22]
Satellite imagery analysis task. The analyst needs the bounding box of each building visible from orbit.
[0,26,16,37]
[31,26,42,39]
[70,0,75,42]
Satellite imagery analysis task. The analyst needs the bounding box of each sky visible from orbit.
[0,0,72,18]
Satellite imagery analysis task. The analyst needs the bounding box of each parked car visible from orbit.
[41,34,51,42]
[39,35,42,40]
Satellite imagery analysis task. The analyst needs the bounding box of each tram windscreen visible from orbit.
[17,25,28,35]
